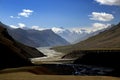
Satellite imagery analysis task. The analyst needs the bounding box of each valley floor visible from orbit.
[0,66,120,80]
[31,47,75,64]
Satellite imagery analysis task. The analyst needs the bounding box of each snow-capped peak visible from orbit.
[51,27,66,33]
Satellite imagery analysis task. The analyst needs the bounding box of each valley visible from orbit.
[30,47,75,64]
[0,21,120,77]
[28,47,119,76]
[0,0,120,80]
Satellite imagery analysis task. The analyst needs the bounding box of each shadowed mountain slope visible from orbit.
[0,21,69,48]
[0,25,45,69]
[8,28,69,48]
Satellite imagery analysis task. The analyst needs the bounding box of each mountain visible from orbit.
[53,22,120,53]
[0,21,10,29]
[0,24,45,69]
[73,22,120,49]
[51,27,89,43]
[51,27,110,44]
[73,27,112,44]
[8,29,69,47]
[1,23,69,47]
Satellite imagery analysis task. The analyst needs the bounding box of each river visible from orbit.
[30,47,75,64]
[30,47,113,75]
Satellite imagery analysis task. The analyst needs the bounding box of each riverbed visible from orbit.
[30,47,75,64]
[30,47,113,76]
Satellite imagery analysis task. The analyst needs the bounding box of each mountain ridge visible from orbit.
[0,22,70,47]
[53,22,120,53]
[0,24,45,69]
[51,26,111,43]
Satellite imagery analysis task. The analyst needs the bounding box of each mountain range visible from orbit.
[53,22,120,53]
[20,25,111,44]
[51,26,111,43]
[0,22,69,47]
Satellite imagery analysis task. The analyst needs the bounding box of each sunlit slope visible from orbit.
[53,22,120,53]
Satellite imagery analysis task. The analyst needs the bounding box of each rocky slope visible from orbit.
[8,28,69,48]
[53,22,120,53]
[0,25,45,69]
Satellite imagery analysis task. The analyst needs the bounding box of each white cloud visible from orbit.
[10,9,33,19]
[68,28,88,33]
[18,23,26,28]
[72,23,110,33]
[92,23,111,31]
[10,25,18,29]
[89,12,114,21]
[51,27,65,33]
[18,9,33,17]
[10,16,20,19]
[30,24,110,34]
[9,23,26,29]
[69,23,111,33]
[95,0,120,6]
[10,16,14,18]
[31,26,47,31]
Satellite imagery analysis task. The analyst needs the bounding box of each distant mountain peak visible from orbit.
[51,27,66,34]
[7,25,69,47]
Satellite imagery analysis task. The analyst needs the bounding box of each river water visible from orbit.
[30,47,75,64]
[41,64,113,75]
[30,47,113,75]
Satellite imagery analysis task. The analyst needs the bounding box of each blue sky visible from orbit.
[0,0,120,29]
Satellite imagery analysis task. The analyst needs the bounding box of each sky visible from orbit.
[0,0,120,30]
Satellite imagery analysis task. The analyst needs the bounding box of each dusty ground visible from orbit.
[0,66,120,80]
[0,72,120,80]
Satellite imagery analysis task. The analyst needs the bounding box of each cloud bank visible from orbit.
[18,9,33,17]
[10,23,26,29]
[10,9,34,18]
[10,16,20,19]
[95,0,120,6]
[31,26,47,31]
[89,12,114,21]
[92,23,111,31]
[51,23,110,33]
[10,22,111,34]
